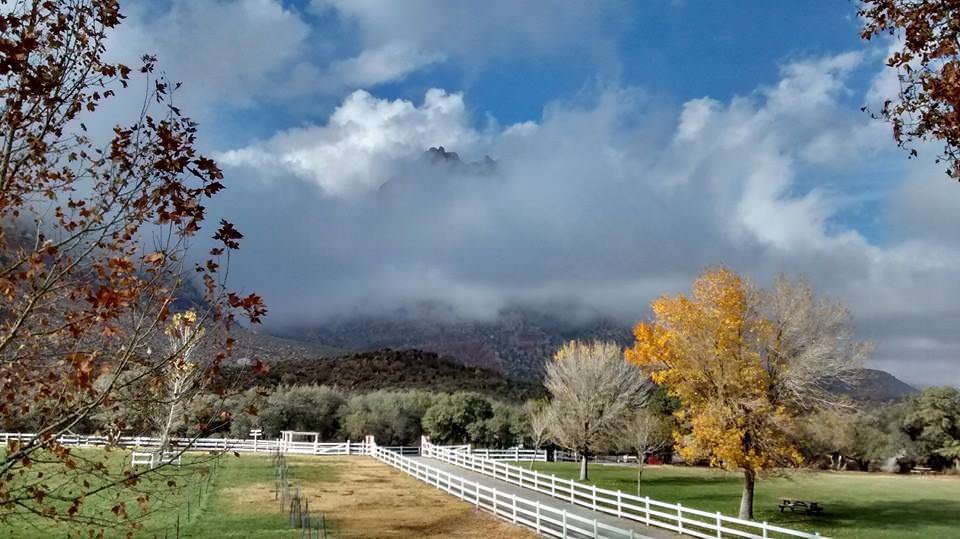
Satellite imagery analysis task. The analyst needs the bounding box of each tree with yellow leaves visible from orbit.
[627,268,867,519]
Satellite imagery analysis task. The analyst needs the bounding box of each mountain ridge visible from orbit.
[264,308,918,403]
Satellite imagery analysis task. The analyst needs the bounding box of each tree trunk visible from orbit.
[738,469,756,520]
[579,453,589,481]
[636,453,645,496]
[157,372,188,453]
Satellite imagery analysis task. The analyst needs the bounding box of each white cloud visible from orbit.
[111,0,312,110]
[329,43,446,87]
[219,89,478,195]
[312,0,625,73]
[101,0,628,114]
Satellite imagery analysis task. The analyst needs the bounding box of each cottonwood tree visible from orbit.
[0,0,264,532]
[860,0,960,177]
[618,408,672,495]
[627,268,866,519]
[544,341,649,481]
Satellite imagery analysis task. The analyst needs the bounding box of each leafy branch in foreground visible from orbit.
[861,0,960,178]
[0,0,265,534]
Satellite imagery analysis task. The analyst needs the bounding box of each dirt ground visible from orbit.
[225,456,536,539]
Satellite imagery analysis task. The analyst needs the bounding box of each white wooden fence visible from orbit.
[446,446,547,462]
[0,432,370,456]
[370,440,642,538]
[422,439,826,539]
[131,451,182,468]
[0,431,544,460]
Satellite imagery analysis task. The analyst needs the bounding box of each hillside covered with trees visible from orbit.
[226,348,544,401]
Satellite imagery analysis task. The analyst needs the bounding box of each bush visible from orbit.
[470,402,527,448]
[259,385,345,439]
[422,392,494,445]
[339,390,436,445]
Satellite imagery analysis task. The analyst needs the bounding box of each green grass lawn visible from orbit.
[0,449,292,539]
[531,462,960,539]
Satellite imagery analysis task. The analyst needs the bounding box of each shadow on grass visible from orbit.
[772,498,960,531]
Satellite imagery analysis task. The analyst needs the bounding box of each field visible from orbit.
[531,462,960,539]
[0,452,534,539]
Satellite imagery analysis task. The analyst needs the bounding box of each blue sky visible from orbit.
[109,0,960,386]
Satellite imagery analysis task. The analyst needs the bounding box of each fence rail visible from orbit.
[370,441,641,539]
[422,440,825,539]
[446,446,547,462]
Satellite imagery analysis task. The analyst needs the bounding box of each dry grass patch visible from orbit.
[292,457,536,539]
[219,481,278,516]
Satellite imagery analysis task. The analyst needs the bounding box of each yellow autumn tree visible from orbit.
[626,267,866,519]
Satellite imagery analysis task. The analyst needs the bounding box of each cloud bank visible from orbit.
[203,51,960,387]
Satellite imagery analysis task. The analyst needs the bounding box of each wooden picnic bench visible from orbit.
[910,466,935,475]
[778,498,824,514]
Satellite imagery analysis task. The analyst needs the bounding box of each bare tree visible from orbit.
[544,341,649,481]
[618,408,672,495]
[155,310,206,453]
[524,400,550,470]
[758,276,870,412]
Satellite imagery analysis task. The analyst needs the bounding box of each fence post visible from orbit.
[592,484,597,511]
[514,446,519,462]
[562,511,568,539]
[645,496,651,526]
[535,501,541,533]
[677,503,683,534]
[593,518,598,536]
[617,490,622,518]
[716,511,722,538]
[511,494,517,523]
[762,521,769,538]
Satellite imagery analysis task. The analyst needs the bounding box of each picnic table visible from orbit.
[910,466,935,475]
[778,498,824,514]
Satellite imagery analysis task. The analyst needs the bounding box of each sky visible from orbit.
[102,0,960,387]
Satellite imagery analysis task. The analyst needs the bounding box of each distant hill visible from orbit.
[834,368,919,403]
[274,306,631,380]
[227,348,544,402]
[230,327,345,362]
